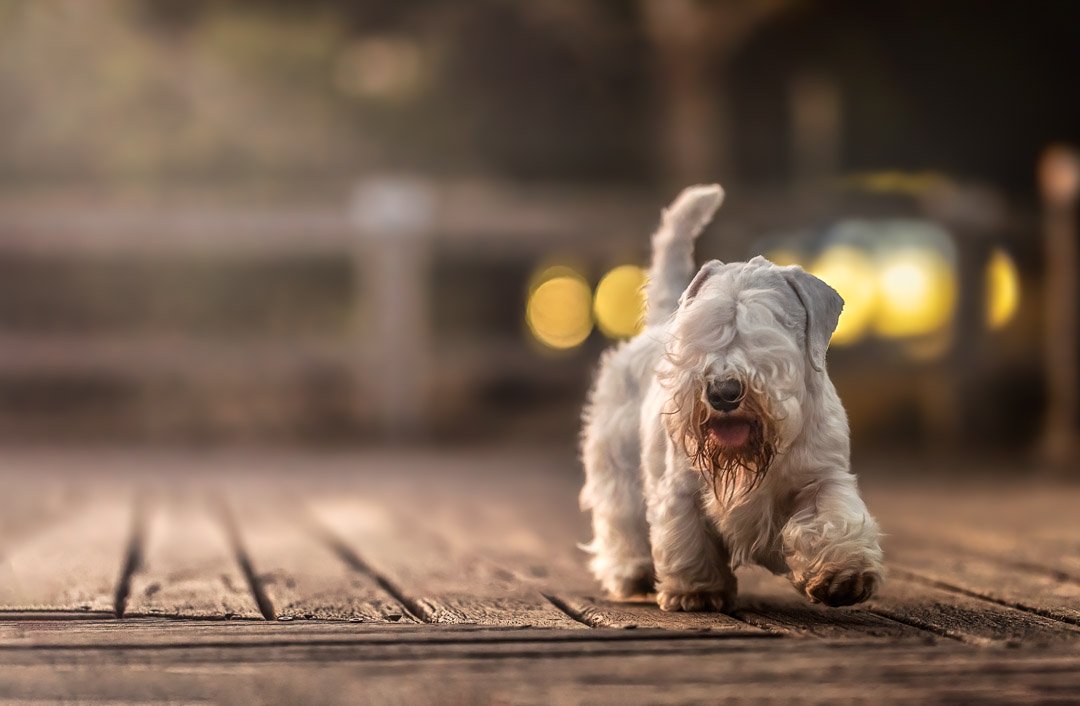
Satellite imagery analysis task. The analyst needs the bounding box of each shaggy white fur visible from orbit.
[580,185,884,612]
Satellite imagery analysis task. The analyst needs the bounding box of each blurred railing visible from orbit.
[0,175,1069,459]
[0,179,658,442]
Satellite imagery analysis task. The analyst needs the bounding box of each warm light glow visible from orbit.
[809,246,877,346]
[1039,145,1080,204]
[526,267,593,349]
[594,265,647,339]
[875,249,956,338]
[986,248,1020,330]
[841,170,949,196]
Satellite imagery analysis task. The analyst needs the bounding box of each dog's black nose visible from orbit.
[707,379,743,412]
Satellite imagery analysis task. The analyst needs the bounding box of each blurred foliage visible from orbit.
[0,1,355,180]
[0,0,648,184]
[0,0,1078,190]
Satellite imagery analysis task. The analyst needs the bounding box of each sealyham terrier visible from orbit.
[580,184,884,612]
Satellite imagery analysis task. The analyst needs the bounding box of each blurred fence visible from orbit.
[0,174,1071,461]
[0,180,656,442]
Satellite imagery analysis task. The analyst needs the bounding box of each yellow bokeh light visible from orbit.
[986,248,1020,330]
[594,265,647,339]
[874,249,956,338]
[526,267,593,349]
[841,170,950,196]
[809,246,878,346]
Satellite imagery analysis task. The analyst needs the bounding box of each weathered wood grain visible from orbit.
[0,499,133,615]
[0,618,761,647]
[885,514,1080,582]
[226,495,414,622]
[311,498,584,628]
[494,466,1080,643]
[405,474,932,638]
[0,636,1078,705]
[0,450,1075,704]
[398,493,766,633]
[887,543,1080,625]
[869,483,1080,576]
[726,567,929,640]
[126,495,261,619]
[867,573,1080,645]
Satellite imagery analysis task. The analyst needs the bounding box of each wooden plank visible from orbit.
[884,514,1080,582]
[403,495,765,633]
[374,464,931,639]
[310,498,583,628]
[867,573,1080,645]
[879,516,1080,642]
[552,595,752,631]
[0,665,1075,706]
[728,567,930,640]
[887,543,1080,626]
[0,617,1066,660]
[125,495,261,619]
[463,466,1077,644]
[0,499,132,615]
[0,478,93,558]
[866,481,1080,582]
[407,472,926,638]
[226,495,415,622]
[0,619,768,648]
[0,638,1079,705]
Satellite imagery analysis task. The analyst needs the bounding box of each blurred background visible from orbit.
[0,0,1077,470]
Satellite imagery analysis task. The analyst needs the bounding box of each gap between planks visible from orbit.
[891,566,1080,629]
[383,478,1080,644]
[303,515,427,624]
[218,498,278,621]
[220,490,419,623]
[112,492,145,619]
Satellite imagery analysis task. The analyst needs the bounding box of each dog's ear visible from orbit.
[782,266,844,373]
[680,260,724,307]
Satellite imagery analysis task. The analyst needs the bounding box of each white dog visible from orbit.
[580,184,884,612]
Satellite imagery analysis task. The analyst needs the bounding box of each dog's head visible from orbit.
[658,256,843,497]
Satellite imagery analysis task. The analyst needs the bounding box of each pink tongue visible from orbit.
[712,420,752,448]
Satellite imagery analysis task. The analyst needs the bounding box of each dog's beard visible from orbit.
[681,395,776,503]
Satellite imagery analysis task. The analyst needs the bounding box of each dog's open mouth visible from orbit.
[706,417,754,449]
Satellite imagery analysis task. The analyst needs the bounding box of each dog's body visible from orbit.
[580,185,884,612]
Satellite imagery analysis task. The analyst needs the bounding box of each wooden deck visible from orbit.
[0,448,1078,704]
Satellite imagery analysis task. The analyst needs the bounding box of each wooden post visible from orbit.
[639,0,723,185]
[1039,145,1080,467]
[921,182,1005,448]
[639,0,794,187]
[790,73,841,187]
[349,178,435,439]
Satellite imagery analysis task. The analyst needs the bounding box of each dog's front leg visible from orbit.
[781,474,884,607]
[648,446,736,612]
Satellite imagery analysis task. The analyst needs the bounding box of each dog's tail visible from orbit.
[644,184,725,326]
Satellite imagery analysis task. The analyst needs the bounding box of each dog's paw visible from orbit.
[604,571,655,600]
[657,589,729,613]
[802,567,881,607]
[592,557,655,600]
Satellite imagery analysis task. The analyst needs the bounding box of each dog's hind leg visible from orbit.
[580,351,654,598]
